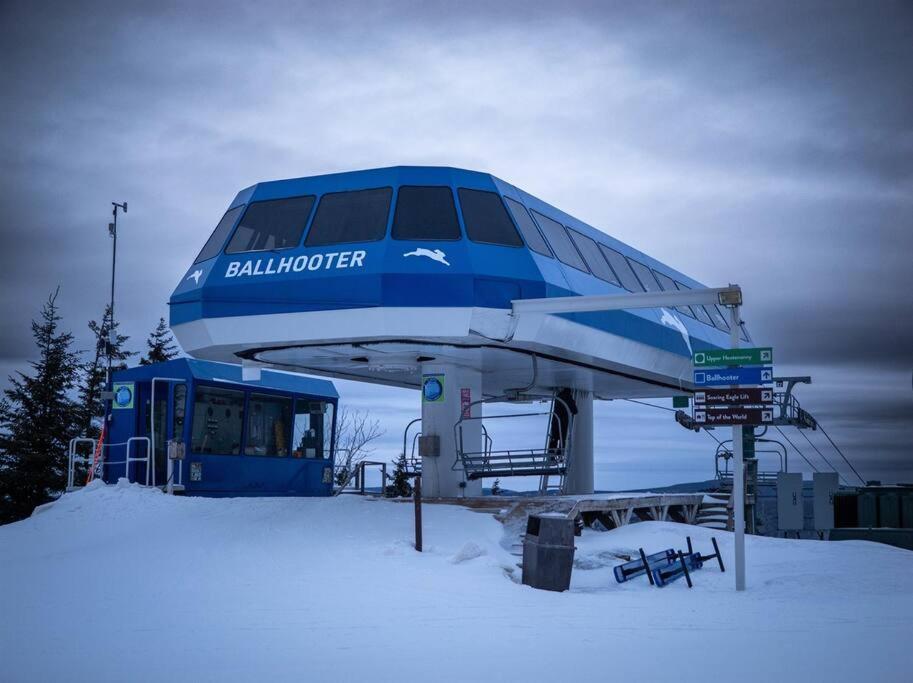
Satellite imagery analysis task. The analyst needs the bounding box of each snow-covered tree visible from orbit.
[139,317,179,366]
[76,304,134,435]
[0,290,82,523]
[490,478,502,496]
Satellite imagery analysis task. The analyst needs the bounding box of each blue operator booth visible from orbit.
[103,358,337,496]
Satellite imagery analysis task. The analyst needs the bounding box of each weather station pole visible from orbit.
[729,303,746,591]
[106,202,127,390]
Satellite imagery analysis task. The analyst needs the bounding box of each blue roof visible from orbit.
[112,358,338,398]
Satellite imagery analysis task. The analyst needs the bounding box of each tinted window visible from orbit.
[246,393,292,457]
[653,270,695,318]
[191,387,244,455]
[392,186,461,241]
[305,187,392,246]
[194,206,244,263]
[627,258,662,292]
[531,211,588,271]
[503,197,552,256]
[676,281,716,326]
[458,189,523,246]
[567,229,620,285]
[598,245,644,292]
[707,304,731,331]
[226,196,315,254]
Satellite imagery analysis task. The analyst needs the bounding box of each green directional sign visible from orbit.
[692,347,773,368]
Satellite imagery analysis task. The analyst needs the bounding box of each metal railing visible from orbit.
[67,436,153,490]
[67,438,98,491]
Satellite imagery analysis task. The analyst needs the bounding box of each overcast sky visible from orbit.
[1,0,911,488]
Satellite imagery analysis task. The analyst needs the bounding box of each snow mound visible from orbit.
[2,483,911,682]
[451,541,486,564]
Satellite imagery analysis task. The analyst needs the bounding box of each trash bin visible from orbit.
[521,513,576,592]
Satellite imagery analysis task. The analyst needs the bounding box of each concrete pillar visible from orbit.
[420,363,483,498]
[563,391,594,494]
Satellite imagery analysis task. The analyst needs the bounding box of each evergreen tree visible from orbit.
[490,478,502,496]
[76,304,134,435]
[387,453,413,498]
[0,290,82,523]
[139,317,179,366]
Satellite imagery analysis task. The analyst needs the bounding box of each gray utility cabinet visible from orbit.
[858,492,878,527]
[777,472,804,532]
[813,472,839,531]
[879,492,901,528]
[521,514,576,592]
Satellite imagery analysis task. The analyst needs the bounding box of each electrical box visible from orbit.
[813,472,839,531]
[167,440,186,460]
[418,434,440,458]
[777,472,804,531]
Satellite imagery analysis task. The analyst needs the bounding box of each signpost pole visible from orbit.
[730,305,746,591]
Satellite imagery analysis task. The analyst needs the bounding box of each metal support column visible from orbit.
[563,391,594,494]
[730,305,746,591]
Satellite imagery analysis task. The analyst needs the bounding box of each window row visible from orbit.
[195,186,524,264]
[189,386,335,459]
[194,186,747,340]
[502,200,747,340]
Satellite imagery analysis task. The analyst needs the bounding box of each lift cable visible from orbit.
[773,426,822,475]
[797,428,848,486]
[621,399,724,446]
[815,422,867,486]
[623,398,676,413]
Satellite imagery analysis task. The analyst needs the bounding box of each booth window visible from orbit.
[567,229,620,285]
[194,205,244,263]
[245,393,292,457]
[653,270,696,319]
[458,189,524,247]
[531,211,588,271]
[305,187,392,246]
[503,197,552,257]
[173,384,188,439]
[292,400,334,459]
[225,195,315,254]
[392,186,461,240]
[191,387,245,455]
[598,245,643,292]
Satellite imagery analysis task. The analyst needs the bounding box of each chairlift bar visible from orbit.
[511,286,742,316]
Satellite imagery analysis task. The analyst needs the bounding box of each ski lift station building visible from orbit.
[101,358,338,496]
[169,166,750,498]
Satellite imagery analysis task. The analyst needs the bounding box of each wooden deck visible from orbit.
[420,492,705,530]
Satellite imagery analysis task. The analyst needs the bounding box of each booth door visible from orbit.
[135,382,185,487]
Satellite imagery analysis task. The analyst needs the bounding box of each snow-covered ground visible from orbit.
[1,481,911,682]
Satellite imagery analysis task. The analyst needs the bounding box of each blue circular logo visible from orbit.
[422,377,443,402]
[114,385,133,407]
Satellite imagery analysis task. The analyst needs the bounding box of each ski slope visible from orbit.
[1,481,911,682]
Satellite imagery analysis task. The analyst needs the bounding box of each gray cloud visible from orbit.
[1,0,910,486]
